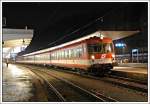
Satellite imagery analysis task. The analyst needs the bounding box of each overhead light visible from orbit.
[115,43,126,48]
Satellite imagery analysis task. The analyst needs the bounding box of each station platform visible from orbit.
[116,63,148,68]
[111,63,148,83]
[2,63,53,102]
[2,63,34,101]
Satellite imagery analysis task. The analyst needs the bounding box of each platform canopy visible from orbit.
[2,28,33,59]
[87,30,140,40]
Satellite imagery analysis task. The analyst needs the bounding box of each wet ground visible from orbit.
[2,63,33,101]
[2,63,148,102]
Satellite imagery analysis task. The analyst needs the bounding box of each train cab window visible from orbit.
[88,44,102,53]
[88,43,113,53]
[102,43,114,53]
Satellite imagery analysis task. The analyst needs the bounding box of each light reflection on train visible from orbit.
[16,36,115,75]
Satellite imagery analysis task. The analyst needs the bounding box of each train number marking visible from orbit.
[101,54,106,58]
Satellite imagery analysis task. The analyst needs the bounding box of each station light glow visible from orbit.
[115,43,126,48]
[10,64,24,77]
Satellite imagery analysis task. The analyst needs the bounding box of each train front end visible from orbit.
[87,37,115,75]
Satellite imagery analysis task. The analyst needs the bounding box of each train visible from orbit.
[16,34,115,75]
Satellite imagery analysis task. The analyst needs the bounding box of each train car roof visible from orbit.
[23,31,101,56]
[23,30,139,56]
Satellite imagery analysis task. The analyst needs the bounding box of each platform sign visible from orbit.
[132,49,138,53]
[132,49,139,63]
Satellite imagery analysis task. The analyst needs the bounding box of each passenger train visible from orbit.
[16,33,115,75]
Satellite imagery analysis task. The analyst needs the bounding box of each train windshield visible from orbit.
[88,43,114,53]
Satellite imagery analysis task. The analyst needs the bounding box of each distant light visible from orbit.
[115,43,126,48]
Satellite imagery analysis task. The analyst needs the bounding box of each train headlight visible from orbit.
[91,55,95,60]
[112,54,115,58]
[112,54,115,62]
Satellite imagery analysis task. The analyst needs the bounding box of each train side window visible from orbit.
[47,54,50,60]
[79,48,83,57]
[69,49,71,59]
[55,52,57,60]
[62,50,64,59]
[74,48,77,58]
[49,53,51,60]
[71,49,74,58]
[56,52,57,60]
[82,45,84,53]
[61,50,64,59]
[53,53,55,60]
[57,51,59,60]
[59,51,61,59]
[67,50,69,58]
[53,53,54,60]
[64,50,67,59]
[59,50,61,59]
[77,48,80,58]
[76,47,82,58]
[51,53,54,60]
[55,52,56,60]
[58,51,60,59]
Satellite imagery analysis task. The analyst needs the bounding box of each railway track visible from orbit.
[44,66,148,93]
[22,64,147,93]
[28,67,117,102]
[19,64,147,101]
[105,74,147,85]
[29,69,66,102]
[103,74,148,93]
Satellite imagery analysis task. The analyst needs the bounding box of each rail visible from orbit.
[23,64,118,102]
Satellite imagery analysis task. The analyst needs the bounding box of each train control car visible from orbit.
[16,35,115,75]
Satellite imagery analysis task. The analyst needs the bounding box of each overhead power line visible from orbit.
[36,6,119,51]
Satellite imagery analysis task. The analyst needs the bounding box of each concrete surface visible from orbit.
[112,66,148,83]
[117,63,148,68]
[113,66,147,74]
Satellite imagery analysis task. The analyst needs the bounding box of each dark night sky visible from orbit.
[2,2,148,54]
